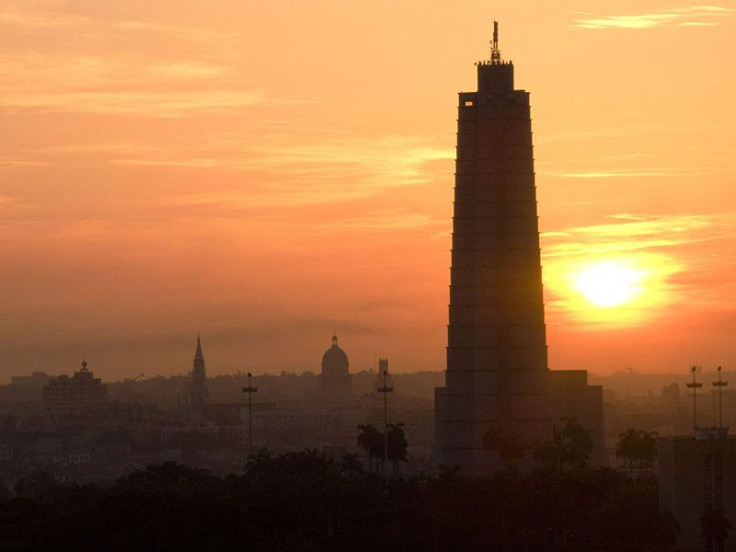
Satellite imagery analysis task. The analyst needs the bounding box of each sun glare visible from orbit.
[572,260,645,308]
[542,252,680,328]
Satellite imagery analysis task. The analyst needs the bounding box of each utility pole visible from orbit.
[377,360,393,479]
[686,366,703,431]
[242,372,258,450]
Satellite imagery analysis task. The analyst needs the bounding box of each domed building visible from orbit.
[319,335,353,398]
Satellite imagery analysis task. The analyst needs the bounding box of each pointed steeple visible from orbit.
[190,334,209,411]
[194,333,204,363]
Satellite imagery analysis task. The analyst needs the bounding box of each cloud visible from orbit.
[112,134,452,205]
[0,7,232,43]
[0,157,51,167]
[0,9,89,29]
[314,209,442,232]
[109,19,235,44]
[542,213,730,258]
[574,6,735,29]
[1,88,268,117]
[0,5,255,118]
[0,49,269,116]
[550,170,699,178]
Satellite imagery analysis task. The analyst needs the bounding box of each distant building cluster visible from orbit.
[0,334,436,486]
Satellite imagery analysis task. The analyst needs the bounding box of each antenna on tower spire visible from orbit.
[491,21,501,65]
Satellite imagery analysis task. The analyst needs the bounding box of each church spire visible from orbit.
[194,333,204,362]
[190,334,209,413]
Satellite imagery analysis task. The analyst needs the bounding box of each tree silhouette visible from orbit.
[701,507,732,552]
[616,428,659,474]
[555,416,593,469]
[386,422,408,474]
[533,417,592,470]
[483,428,526,467]
[357,424,383,474]
[339,452,364,478]
[0,456,682,551]
[13,471,61,501]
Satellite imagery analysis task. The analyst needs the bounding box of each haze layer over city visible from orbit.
[2,1,735,382]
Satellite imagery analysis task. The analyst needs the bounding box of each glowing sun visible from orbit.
[572,260,645,308]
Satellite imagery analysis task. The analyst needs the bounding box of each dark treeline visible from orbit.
[0,450,675,552]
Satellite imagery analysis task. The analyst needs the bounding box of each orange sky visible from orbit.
[1,1,735,382]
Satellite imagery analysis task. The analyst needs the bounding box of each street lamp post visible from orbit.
[377,366,393,479]
[242,372,258,450]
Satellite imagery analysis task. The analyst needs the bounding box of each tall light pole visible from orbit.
[686,366,703,431]
[377,361,393,479]
[713,366,728,429]
[242,372,258,450]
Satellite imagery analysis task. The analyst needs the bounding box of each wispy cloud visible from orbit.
[1,88,268,117]
[542,213,729,258]
[0,9,89,29]
[0,8,232,43]
[110,19,235,44]
[314,209,441,232]
[550,169,700,178]
[574,6,735,29]
[0,5,253,118]
[0,50,269,116]
[112,134,452,205]
[0,157,51,167]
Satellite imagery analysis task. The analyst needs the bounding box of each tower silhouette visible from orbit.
[437,23,551,475]
[189,334,209,414]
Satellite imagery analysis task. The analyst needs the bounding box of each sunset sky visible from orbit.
[1,0,735,382]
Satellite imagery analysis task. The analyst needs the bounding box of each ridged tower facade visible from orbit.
[438,23,551,475]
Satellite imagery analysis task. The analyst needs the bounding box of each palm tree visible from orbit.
[639,430,659,471]
[386,422,408,474]
[555,416,592,469]
[357,424,382,474]
[616,428,659,475]
[616,428,641,473]
[243,447,272,480]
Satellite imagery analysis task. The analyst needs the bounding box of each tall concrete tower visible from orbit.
[436,23,551,475]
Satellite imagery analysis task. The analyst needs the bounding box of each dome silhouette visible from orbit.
[321,335,349,376]
[319,335,352,398]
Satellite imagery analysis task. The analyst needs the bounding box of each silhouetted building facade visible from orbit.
[436,24,551,475]
[319,335,352,399]
[549,370,605,466]
[659,428,736,552]
[43,360,107,423]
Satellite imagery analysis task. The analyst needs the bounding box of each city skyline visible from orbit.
[2,1,735,382]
